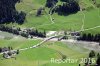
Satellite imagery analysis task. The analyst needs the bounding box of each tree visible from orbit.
[89,50,95,58]
[79,64,81,66]
[87,33,93,41]
[36,7,43,16]
[15,11,26,24]
[77,33,100,42]
[45,0,58,8]
[62,55,67,61]
[16,50,19,54]
[0,0,26,24]
[82,33,87,40]
[0,47,2,53]
[96,56,100,66]
[43,30,46,38]
[97,53,100,58]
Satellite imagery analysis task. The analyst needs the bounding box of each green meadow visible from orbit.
[13,0,100,33]
[0,39,88,66]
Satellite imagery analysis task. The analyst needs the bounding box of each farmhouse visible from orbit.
[3,50,19,59]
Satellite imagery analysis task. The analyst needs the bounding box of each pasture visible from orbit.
[13,0,100,33]
[0,39,88,66]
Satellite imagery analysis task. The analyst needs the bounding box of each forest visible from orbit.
[0,0,26,24]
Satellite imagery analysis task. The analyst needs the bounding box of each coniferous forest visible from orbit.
[0,0,26,24]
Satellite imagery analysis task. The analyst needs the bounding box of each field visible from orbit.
[13,0,100,33]
[0,39,88,66]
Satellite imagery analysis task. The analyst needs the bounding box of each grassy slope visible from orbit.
[0,40,88,66]
[0,39,40,49]
[0,39,60,66]
[14,0,100,33]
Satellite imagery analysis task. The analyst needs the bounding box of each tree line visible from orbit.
[78,50,100,66]
[0,0,26,24]
[77,33,100,42]
[85,50,100,66]
[0,25,46,38]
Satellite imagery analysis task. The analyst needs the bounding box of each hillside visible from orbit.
[14,0,100,33]
[0,0,100,66]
